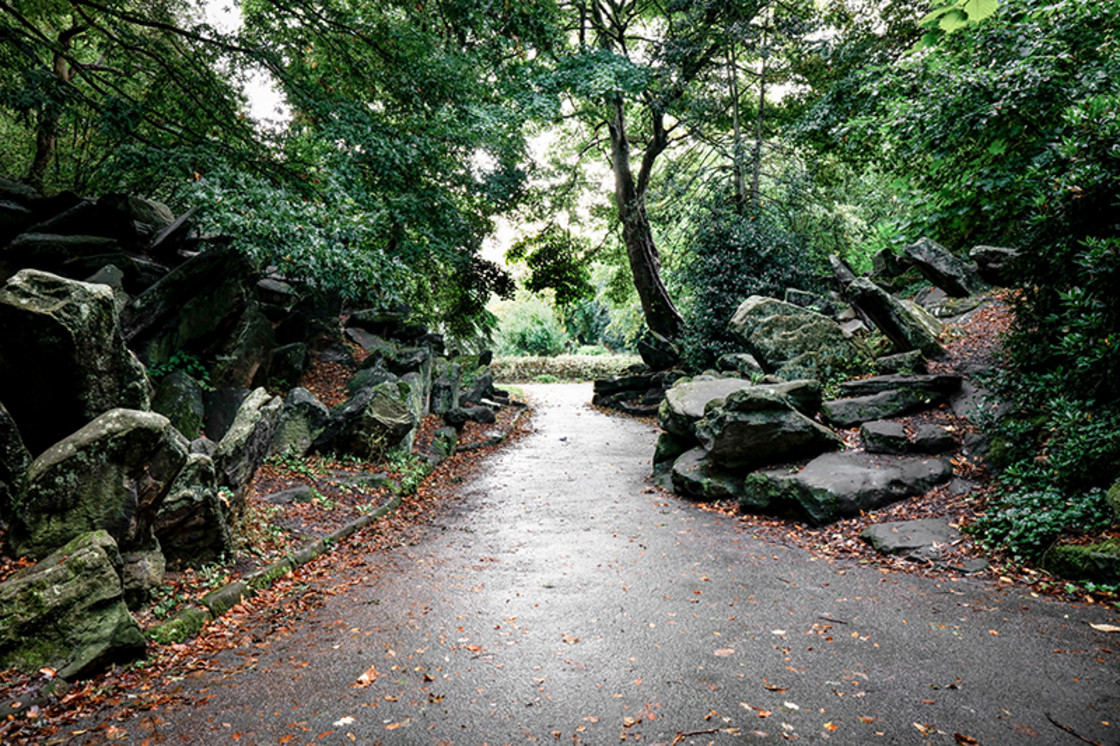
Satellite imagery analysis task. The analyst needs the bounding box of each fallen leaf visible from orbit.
[714,648,736,657]
[764,684,788,693]
[953,734,979,746]
[823,722,839,732]
[562,634,580,644]
[353,664,380,687]
[1089,622,1120,633]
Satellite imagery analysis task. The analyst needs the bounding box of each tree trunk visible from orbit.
[606,97,683,340]
[26,25,82,193]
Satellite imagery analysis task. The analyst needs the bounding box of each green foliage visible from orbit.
[506,225,593,307]
[975,394,1120,560]
[916,0,1000,48]
[146,351,211,390]
[492,292,570,357]
[490,354,642,384]
[673,198,825,372]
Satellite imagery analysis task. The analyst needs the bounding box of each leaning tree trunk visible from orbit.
[27,26,82,193]
[607,97,684,340]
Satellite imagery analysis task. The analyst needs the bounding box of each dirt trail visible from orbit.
[78,383,1118,744]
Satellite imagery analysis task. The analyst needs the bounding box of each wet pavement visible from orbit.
[118,384,1118,744]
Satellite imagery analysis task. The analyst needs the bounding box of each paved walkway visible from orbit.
[96,383,1118,744]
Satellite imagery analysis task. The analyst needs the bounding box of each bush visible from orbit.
[490,354,642,383]
[493,293,570,357]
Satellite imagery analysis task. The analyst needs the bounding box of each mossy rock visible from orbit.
[1042,541,1120,586]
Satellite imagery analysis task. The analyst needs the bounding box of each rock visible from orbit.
[256,277,299,309]
[385,346,430,376]
[430,361,461,416]
[202,387,250,442]
[97,194,175,233]
[921,294,990,320]
[0,270,151,454]
[462,370,495,406]
[783,288,836,315]
[29,199,129,242]
[694,388,842,470]
[870,249,905,279]
[269,387,331,457]
[1109,481,1120,524]
[828,254,858,290]
[637,329,680,371]
[10,409,188,559]
[121,246,256,366]
[85,263,129,315]
[444,406,497,429]
[119,547,166,609]
[969,245,1020,286]
[845,277,946,359]
[671,448,744,501]
[347,304,412,333]
[1042,542,1120,586]
[154,453,232,568]
[267,342,307,391]
[912,424,957,454]
[653,432,693,477]
[346,366,398,395]
[190,437,218,457]
[213,388,282,514]
[860,421,908,454]
[741,452,952,525]
[313,381,418,458]
[429,426,459,462]
[658,377,754,437]
[904,237,987,297]
[822,389,944,428]
[0,402,30,524]
[262,484,313,505]
[211,301,276,389]
[840,373,961,398]
[0,233,122,284]
[875,350,926,375]
[0,530,146,679]
[316,342,354,366]
[728,295,867,381]
[716,353,765,377]
[0,200,34,244]
[861,519,961,557]
[151,371,205,440]
[0,177,40,206]
[276,290,342,350]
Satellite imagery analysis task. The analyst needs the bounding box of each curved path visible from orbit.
[114,384,1117,744]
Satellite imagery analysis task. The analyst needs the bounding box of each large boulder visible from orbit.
[0,233,123,284]
[694,387,842,470]
[0,530,146,680]
[658,377,754,438]
[0,402,30,524]
[742,452,953,525]
[0,270,151,455]
[154,453,233,568]
[210,301,276,389]
[151,370,205,440]
[213,387,282,514]
[821,374,962,427]
[969,245,1020,286]
[9,409,188,559]
[904,238,987,297]
[728,296,867,381]
[845,277,947,359]
[269,387,331,457]
[120,246,256,366]
[313,380,419,459]
[670,448,745,501]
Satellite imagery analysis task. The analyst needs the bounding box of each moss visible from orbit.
[149,607,211,645]
[1042,541,1120,586]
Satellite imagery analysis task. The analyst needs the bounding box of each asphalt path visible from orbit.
[114,383,1118,745]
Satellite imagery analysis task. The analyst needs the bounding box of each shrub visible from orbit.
[493,293,570,357]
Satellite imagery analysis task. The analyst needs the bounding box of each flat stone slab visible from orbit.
[861,519,961,556]
[742,452,952,525]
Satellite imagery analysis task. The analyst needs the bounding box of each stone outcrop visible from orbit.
[728,296,866,381]
[154,453,231,569]
[969,244,1020,286]
[658,377,755,438]
[10,409,188,559]
[313,380,419,459]
[904,237,987,297]
[213,388,282,514]
[742,452,953,525]
[0,270,150,454]
[151,371,205,440]
[846,277,947,359]
[694,387,841,470]
[821,374,961,427]
[0,531,146,680]
[269,387,331,457]
[0,402,30,523]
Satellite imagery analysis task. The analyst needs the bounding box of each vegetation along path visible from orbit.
[80,384,1117,745]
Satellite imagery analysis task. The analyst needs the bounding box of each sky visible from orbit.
[202,0,290,127]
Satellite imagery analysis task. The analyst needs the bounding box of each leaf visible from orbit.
[938,9,970,32]
[714,648,736,657]
[953,734,980,746]
[1089,622,1120,633]
[962,0,999,21]
[823,722,839,732]
[561,634,580,644]
[353,664,380,687]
